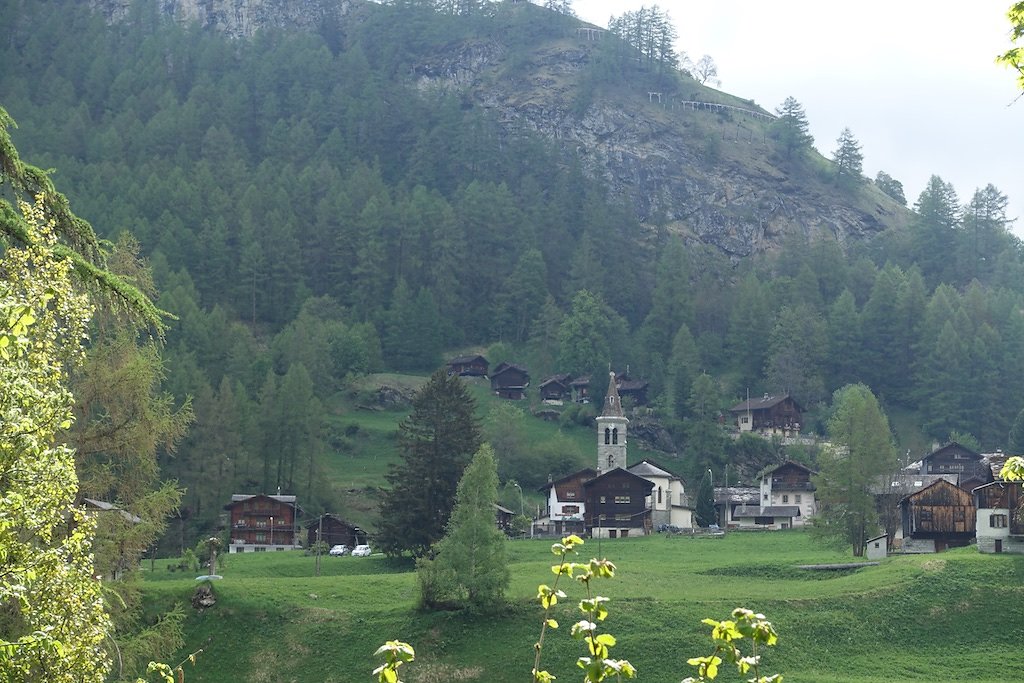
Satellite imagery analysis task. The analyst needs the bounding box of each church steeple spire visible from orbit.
[602,371,624,418]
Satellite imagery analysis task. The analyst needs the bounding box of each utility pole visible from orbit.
[315,514,323,577]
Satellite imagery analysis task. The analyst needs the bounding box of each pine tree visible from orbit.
[418,444,509,611]
[378,369,482,557]
[695,471,716,528]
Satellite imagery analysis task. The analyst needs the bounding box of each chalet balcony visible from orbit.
[771,479,815,491]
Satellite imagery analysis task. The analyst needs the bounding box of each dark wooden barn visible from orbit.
[899,479,976,552]
[304,513,363,549]
[615,375,649,406]
[539,374,573,402]
[490,362,530,400]
[583,468,655,538]
[447,354,489,377]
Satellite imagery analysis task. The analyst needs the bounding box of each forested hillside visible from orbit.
[2,0,1022,547]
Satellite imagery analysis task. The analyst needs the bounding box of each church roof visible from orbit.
[601,371,624,418]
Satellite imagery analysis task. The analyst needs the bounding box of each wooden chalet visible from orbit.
[899,479,975,553]
[490,362,530,400]
[757,461,816,527]
[729,393,802,435]
[447,354,489,377]
[537,469,596,535]
[583,468,654,538]
[913,442,994,491]
[973,481,1024,553]
[304,513,363,549]
[225,494,301,552]
[539,374,573,402]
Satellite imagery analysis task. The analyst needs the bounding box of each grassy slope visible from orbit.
[144,532,1024,683]
[319,373,669,531]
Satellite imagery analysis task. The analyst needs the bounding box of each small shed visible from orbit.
[865,534,888,560]
[447,355,489,377]
[490,362,530,400]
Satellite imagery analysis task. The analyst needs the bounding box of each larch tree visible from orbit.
[417,444,509,611]
[813,384,898,556]
[831,127,864,184]
[378,369,482,557]
[770,96,814,160]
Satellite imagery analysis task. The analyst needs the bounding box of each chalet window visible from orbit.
[795,494,802,504]
[782,495,789,503]
[919,510,933,522]
[563,505,580,515]
[740,416,749,424]
[953,508,966,523]
[255,532,266,543]
[614,496,631,504]
[565,491,576,499]
[600,496,606,504]
[990,514,1008,528]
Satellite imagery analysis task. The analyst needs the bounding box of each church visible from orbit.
[536,373,694,537]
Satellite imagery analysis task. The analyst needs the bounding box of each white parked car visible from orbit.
[328,544,350,556]
[351,544,371,557]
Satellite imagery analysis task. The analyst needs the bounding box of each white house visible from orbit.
[756,461,817,527]
[628,459,694,530]
[973,481,1024,554]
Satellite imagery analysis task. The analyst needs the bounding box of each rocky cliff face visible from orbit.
[89,0,908,257]
[412,36,908,257]
[89,0,351,39]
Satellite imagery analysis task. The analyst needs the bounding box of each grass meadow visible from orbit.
[142,531,1024,683]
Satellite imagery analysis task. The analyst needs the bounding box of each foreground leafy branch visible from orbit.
[682,609,781,683]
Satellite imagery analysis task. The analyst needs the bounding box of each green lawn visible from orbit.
[143,531,1024,683]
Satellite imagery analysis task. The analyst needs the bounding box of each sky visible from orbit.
[573,1,1024,235]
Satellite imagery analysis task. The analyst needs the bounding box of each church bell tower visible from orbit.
[596,371,628,473]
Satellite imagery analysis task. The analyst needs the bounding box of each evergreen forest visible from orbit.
[2,0,1023,549]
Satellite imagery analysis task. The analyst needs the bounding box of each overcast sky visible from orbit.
[573,1,1024,235]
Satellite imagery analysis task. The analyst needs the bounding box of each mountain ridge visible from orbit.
[85,0,911,257]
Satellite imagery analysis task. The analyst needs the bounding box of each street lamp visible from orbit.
[511,481,524,516]
[269,516,274,547]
